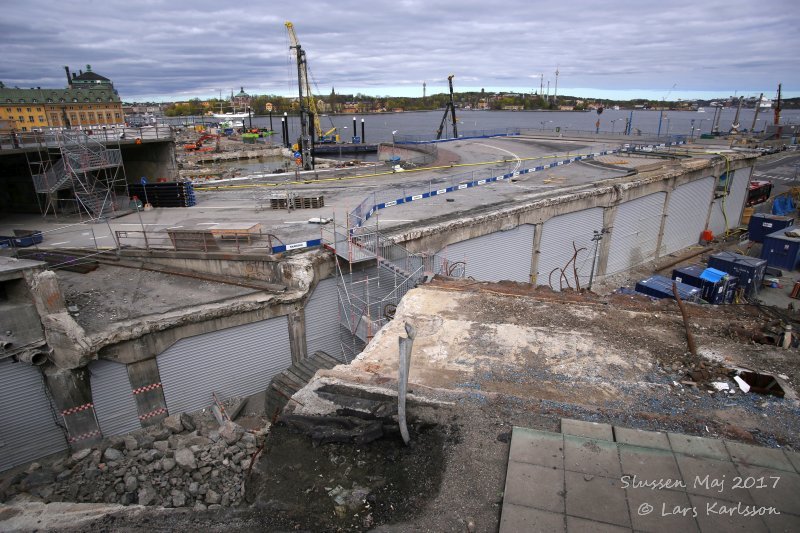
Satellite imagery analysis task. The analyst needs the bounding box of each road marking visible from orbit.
[166,226,184,229]
[474,142,522,173]
[283,221,309,224]
[197,222,219,225]
[50,241,70,246]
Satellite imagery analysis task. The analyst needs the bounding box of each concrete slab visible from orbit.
[619,443,682,481]
[565,515,632,533]
[561,418,614,441]
[785,449,800,474]
[499,503,565,533]
[626,486,699,533]
[563,435,622,478]
[613,426,670,451]
[688,494,770,532]
[675,455,754,503]
[734,464,800,516]
[501,420,800,533]
[668,433,730,461]
[564,471,631,528]
[502,461,565,513]
[508,426,564,469]
[725,440,796,472]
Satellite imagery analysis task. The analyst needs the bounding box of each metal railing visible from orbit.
[0,125,174,150]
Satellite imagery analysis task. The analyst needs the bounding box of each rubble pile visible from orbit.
[1,414,264,510]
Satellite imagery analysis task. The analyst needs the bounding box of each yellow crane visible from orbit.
[285,22,338,154]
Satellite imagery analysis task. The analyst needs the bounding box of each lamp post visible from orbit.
[611,119,617,134]
[690,119,696,140]
[391,130,397,158]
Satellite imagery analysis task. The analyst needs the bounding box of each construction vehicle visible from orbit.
[183,134,219,152]
[435,75,458,140]
[318,126,339,144]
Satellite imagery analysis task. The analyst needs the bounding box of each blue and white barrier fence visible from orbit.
[272,140,686,254]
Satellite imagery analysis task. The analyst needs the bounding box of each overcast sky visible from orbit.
[1,0,797,102]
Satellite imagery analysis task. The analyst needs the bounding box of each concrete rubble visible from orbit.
[0,412,264,510]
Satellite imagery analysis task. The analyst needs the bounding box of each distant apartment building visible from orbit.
[0,65,124,132]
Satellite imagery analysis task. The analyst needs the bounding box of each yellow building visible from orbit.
[0,65,124,131]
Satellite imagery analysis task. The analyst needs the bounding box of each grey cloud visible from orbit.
[0,0,796,100]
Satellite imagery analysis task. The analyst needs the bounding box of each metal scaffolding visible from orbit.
[322,219,465,359]
[26,130,129,219]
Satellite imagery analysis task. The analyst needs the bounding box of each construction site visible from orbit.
[1,23,800,533]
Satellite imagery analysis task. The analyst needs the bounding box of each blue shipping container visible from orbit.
[708,251,766,298]
[760,226,800,271]
[635,275,702,302]
[671,265,730,304]
[748,214,795,243]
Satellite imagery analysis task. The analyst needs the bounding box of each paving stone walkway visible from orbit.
[500,419,800,532]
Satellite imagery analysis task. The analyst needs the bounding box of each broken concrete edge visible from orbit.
[0,499,153,531]
[285,374,455,418]
[71,289,303,368]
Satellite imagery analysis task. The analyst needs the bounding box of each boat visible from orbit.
[212,111,250,120]
[697,107,705,113]
[760,98,773,109]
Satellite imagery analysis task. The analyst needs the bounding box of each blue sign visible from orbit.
[293,151,301,158]
[140,177,147,185]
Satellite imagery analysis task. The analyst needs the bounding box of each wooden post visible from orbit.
[672,282,697,356]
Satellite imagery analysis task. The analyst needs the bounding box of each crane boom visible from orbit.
[285,21,321,169]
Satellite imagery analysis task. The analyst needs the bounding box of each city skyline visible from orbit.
[1,0,797,102]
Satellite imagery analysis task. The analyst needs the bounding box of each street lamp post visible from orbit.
[611,119,617,134]
[391,130,397,158]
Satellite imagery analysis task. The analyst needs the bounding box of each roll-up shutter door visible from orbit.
[89,359,141,437]
[708,169,750,235]
[661,177,715,256]
[439,224,535,282]
[157,316,291,415]
[729,167,752,225]
[537,208,604,290]
[0,359,67,472]
[606,193,666,274]
[305,277,346,361]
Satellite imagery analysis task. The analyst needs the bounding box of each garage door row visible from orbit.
[1,277,346,472]
[437,171,749,289]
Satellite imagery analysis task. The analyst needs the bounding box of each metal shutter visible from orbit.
[157,316,291,415]
[0,359,67,472]
[305,277,346,361]
[439,224,535,282]
[661,177,715,256]
[537,208,604,290]
[725,168,750,229]
[708,170,749,236]
[89,359,141,437]
[606,193,666,274]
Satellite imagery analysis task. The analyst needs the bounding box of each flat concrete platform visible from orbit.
[501,419,800,532]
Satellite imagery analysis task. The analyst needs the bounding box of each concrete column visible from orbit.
[653,190,672,260]
[287,308,308,364]
[595,206,618,277]
[127,358,168,426]
[43,365,102,449]
[529,223,543,285]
